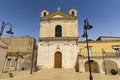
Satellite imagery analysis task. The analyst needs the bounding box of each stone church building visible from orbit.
[37,8,79,69]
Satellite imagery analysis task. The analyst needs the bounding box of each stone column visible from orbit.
[78,59,85,72]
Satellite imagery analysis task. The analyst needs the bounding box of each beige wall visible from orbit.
[40,20,78,38]
[0,47,6,72]
[0,35,36,71]
[1,35,35,54]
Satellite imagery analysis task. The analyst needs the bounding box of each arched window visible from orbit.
[44,12,47,16]
[55,25,62,37]
[71,11,75,16]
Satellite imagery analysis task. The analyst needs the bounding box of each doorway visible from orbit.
[54,52,62,68]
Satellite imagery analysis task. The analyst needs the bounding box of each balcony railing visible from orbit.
[104,52,120,57]
[79,52,120,58]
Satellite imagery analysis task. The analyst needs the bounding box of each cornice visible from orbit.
[39,37,78,41]
[41,11,77,21]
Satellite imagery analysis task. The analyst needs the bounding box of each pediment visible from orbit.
[52,15,64,18]
[41,11,77,21]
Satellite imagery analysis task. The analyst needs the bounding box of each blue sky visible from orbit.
[0,0,120,41]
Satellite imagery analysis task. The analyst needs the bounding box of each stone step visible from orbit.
[39,68,75,73]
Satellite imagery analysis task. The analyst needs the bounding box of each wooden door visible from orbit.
[54,52,62,68]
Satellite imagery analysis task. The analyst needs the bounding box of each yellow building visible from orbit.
[78,36,120,74]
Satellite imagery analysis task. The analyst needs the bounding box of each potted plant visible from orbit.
[111,69,118,75]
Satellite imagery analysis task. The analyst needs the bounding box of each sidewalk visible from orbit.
[0,69,120,80]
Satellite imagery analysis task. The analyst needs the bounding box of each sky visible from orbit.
[0,0,120,42]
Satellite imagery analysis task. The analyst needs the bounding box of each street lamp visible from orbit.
[82,19,93,80]
[0,22,14,37]
[30,46,35,74]
[102,49,107,74]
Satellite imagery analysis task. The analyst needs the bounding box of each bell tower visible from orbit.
[41,10,49,17]
[69,8,77,16]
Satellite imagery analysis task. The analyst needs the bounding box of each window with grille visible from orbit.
[55,25,62,37]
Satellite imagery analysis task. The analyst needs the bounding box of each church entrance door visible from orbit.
[54,52,62,68]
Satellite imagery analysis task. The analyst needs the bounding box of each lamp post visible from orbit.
[82,19,93,80]
[102,49,107,74]
[30,45,35,74]
[30,51,34,74]
[0,22,14,37]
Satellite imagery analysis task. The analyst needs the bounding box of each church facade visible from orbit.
[37,8,79,70]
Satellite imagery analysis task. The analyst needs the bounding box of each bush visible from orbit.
[111,69,118,75]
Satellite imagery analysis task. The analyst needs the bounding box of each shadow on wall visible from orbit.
[102,60,118,75]
[85,60,100,73]
[19,63,31,70]
[75,53,79,72]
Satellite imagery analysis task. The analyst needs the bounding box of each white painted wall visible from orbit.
[37,41,79,69]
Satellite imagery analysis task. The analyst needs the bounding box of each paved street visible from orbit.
[0,69,120,80]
